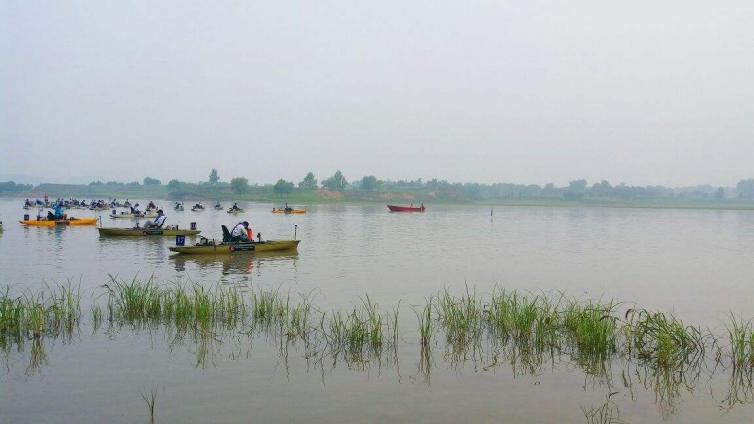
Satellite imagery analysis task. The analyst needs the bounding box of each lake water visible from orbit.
[1,198,753,422]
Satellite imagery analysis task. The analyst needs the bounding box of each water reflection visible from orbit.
[170,251,298,280]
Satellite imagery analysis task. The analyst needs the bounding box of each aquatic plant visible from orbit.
[726,314,754,371]
[581,393,625,424]
[0,284,81,348]
[623,309,707,368]
[562,299,619,358]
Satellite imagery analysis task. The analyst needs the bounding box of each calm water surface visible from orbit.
[1,198,753,422]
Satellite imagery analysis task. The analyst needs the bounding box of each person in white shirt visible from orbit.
[230,221,250,242]
[145,210,166,229]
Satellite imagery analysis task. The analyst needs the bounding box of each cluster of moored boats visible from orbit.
[10,200,426,255]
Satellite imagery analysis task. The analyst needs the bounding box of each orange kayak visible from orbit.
[20,218,98,227]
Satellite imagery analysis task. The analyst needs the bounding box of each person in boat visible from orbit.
[215,201,221,208]
[230,221,251,242]
[47,202,66,221]
[144,210,166,229]
[230,202,241,211]
[147,201,157,210]
[284,202,292,213]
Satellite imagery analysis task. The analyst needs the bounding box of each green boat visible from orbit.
[98,226,201,237]
[169,239,300,254]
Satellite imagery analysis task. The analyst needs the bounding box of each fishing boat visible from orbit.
[20,217,98,227]
[169,239,300,255]
[272,208,306,215]
[387,204,425,212]
[98,225,201,237]
[109,211,157,219]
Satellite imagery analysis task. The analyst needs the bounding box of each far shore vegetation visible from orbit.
[3,170,754,210]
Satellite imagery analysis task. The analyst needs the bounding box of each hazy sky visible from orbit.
[2,1,753,186]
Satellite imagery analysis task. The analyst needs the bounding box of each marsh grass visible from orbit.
[7,277,754,412]
[623,309,707,369]
[581,393,626,424]
[562,299,619,359]
[726,315,754,371]
[0,283,81,349]
[324,297,386,362]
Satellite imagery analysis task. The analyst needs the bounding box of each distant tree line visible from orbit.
[5,172,754,203]
[0,181,33,193]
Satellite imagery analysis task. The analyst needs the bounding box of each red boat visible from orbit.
[387,204,425,212]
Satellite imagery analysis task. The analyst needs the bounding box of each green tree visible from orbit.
[143,176,161,186]
[322,170,348,192]
[298,172,318,190]
[360,175,382,191]
[715,187,725,201]
[230,177,250,194]
[568,179,588,192]
[736,179,754,199]
[209,168,219,185]
[274,179,295,195]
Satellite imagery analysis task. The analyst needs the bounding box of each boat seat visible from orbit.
[221,225,231,242]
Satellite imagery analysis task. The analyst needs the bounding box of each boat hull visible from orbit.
[272,209,306,214]
[169,240,300,254]
[20,218,98,227]
[387,205,425,212]
[98,227,202,237]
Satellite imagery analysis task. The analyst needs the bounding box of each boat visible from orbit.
[272,208,306,214]
[214,203,223,210]
[227,208,244,214]
[169,239,300,254]
[98,226,201,237]
[387,204,425,212]
[174,202,184,211]
[109,211,157,219]
[191,203,205,211]
[20,217,98,227]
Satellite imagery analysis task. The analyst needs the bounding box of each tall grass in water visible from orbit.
[623,309,707,368]
[0,284,81,349]
[562,299,619,358]
[581,394,626,424]
[436,287,482,349]
[726,315,754,371]
[324,297,385,362]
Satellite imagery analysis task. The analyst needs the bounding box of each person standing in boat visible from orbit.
[144,210,166,229]
[230,221,251,242]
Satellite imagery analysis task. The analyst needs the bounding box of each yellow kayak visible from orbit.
[272,209,306,214]
[20,217,98,227]
[169,240,300,254]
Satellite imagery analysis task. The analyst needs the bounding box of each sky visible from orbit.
[1,0,753,187]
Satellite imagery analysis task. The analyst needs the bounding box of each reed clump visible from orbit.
[0,284,80,348]
[103,276,249,332]
[726,315,754,371]
[623,309,707,368]
[324,296,385,361]
[562,299,619,358]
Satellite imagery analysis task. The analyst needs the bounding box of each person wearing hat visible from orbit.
[230,221,252,242]
[144,209,166,229]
